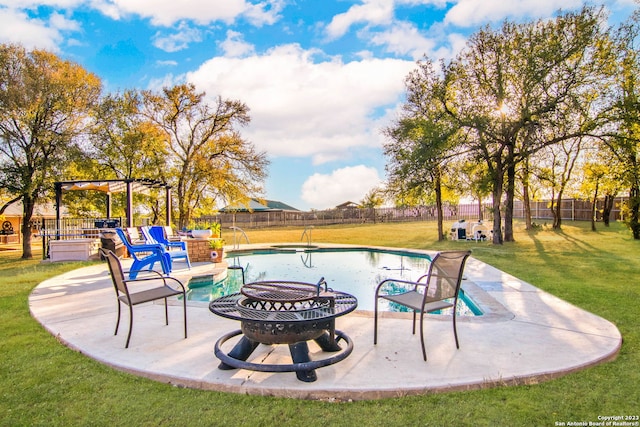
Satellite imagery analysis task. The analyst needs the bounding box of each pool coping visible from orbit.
[29,243,622,400]
[225,243,514,322]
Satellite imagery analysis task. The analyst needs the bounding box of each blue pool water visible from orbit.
[187,247,483,316]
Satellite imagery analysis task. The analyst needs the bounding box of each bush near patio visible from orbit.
[0,220,637,426]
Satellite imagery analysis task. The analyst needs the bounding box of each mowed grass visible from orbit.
[0,220,638,426]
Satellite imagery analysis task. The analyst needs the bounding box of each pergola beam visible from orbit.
[54,179,172,236]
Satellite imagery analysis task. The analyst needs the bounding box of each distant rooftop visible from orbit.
[219,198,299,213]
[2,201,66,218]
[336,201,361,209]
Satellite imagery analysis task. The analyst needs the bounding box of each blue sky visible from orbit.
[0,0,636,211]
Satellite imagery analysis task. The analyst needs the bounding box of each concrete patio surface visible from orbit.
[28,245,622,400]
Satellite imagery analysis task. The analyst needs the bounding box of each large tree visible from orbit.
[457,160,492,222]
[579,151,625,230]
[84,89,168,222]
[536,138,585,229]
[602,12,640,239]
[142,84,269,228]
[384,59,463,241]
[441,7,613,243]
[90,90,167,180]
[0,44,101,258]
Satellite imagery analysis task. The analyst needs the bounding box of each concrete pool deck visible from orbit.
[29,245,621,400]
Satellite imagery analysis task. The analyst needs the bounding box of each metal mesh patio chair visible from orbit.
[100,248,187,348]
[374,250,472,361]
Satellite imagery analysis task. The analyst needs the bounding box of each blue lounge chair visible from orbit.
[148,226,187,251]
[115,228,171,279]
[141,226,192,270]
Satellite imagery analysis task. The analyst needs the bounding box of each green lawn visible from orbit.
[1,220,638,426]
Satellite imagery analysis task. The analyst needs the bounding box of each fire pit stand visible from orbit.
[209,280,358,382]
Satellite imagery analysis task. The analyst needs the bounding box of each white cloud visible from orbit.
[325,0,394,39]
[444,0,584,27]
[152,21,202,52]
[396,0,448,6]
[243,0,286,27]
[301,165,382,209]
[156,59,178,67]
[367,21,437,60]
[88,0,121,20]
[49,11,80,31]
[219,30,255,58]
[0,8,64,51]
[186,44,414,164]
[323,0,465,62]
[0,0,83,7]
[147,72,182,91]
[103,0,278,26]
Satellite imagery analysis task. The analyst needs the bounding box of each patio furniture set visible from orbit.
[101,228,471,381]
[450,219,491,241]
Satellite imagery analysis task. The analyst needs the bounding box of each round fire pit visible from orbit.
[209,280,358,382]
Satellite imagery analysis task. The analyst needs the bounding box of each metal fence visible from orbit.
[37,217,124,259]
[16,196,626,259]
[39,217,124,237]
[35,197,627,234]
[211,197,627,229]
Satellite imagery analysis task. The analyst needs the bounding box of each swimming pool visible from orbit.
[186,247,483,316]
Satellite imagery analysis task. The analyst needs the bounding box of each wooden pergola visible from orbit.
[54,179,172,230]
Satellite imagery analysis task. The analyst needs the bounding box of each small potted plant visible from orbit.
[209,222,221,238]
[189,221,221,239]
[209,238,225,263]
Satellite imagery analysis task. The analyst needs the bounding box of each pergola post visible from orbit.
[165,186,172,226]
[106,193,112,219]
[126,180,133,228]
[54,182,62,240]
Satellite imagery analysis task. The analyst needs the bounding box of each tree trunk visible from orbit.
[552,191,564,229]
[522,161,532,230]
[523,186,532,230]
[477,197,483,222]
[602,194,614,227]
[151,199,161,224]
[504,160,516,242]
[628,184,640,239]
[177,195,191,230]
[435,172,444,241]
[590,181,599,232]
[491,164,504,244]
[491,190,503,244]
[549,196,557,227]
[21,194,35,259]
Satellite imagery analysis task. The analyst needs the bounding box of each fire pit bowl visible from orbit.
[209,279,358,382]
